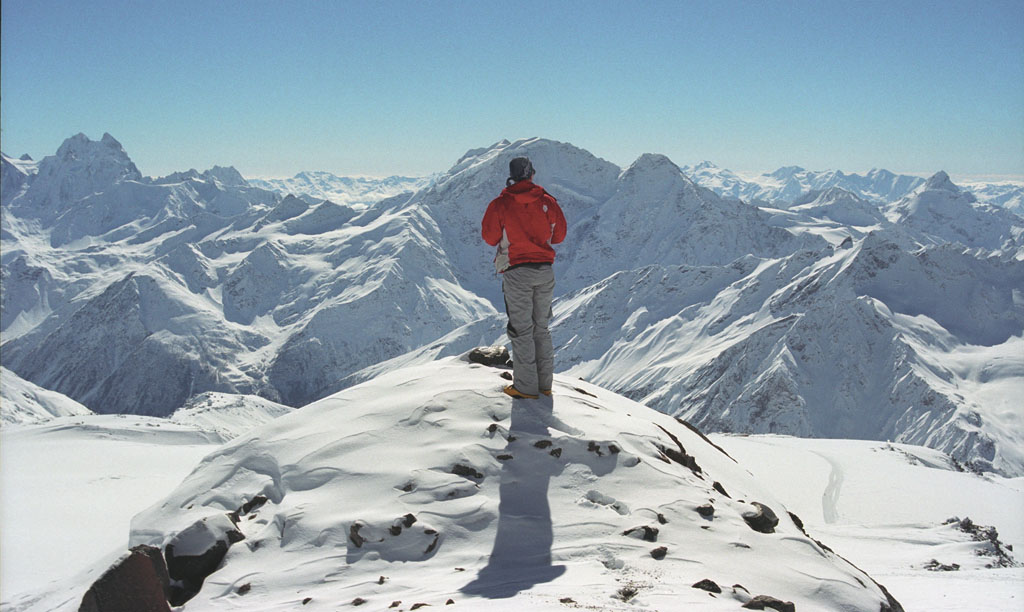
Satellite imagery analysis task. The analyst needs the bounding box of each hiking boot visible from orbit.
[503,385,539,400]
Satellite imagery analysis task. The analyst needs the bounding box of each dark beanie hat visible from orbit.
[507,157,535,186]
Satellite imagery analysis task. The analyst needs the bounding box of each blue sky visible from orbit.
[2,0,1022,179]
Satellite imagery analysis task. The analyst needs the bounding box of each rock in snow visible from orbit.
[122,357,903,611]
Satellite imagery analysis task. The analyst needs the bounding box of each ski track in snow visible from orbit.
[813,450,845,524]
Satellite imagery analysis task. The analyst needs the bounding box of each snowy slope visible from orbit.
[0,414,221,599]
[712,434,1024,611]
[118,358,900,611]
[247,171,433,207]
[548,233,1024,475]
[5,378,1022,610]
[0,366,93,424]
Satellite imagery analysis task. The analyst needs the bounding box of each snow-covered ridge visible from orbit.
[120,357,902,611]
[0,366,93,424]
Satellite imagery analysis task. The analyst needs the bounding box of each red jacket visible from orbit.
[481,180,567,268]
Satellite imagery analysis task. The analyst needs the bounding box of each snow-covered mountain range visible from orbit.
[247,171,434,208]
[2,134,1022,479]
[679,160,1024,213]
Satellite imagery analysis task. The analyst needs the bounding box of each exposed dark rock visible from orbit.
[622,525,659,542]
[573,386,597,398]
[500,371,513,380]
[411,603,430,609]
[240,495,269,515]
[712,481,731,498]
[446,599,455,605]
[424,531,440,555]
[379,575,388,584]
[650,546,668,560]
[608,444,621,454]
[303,597,312,604]
[164,514,244,606]
[534,440,553,449]
[588,441,604,456]
[654,425,703,476]
[497,454,513,461]
[742,502,780,534]
[389,602,401,609]
[79,545,171,612]
[350,524,366,548]
[788,511,805,533]
[691,578,722,594]
[467,346,511,367]
[451,464,484,480]
[560,597,576,604]
[674,417,736,461]
[402,514,417,527]
[696,504,715,518]
[946,516,1019,568]
[614,585,639,602]
[741,594,795,611]
[487,423,498,433]
[657,513,668,524]
[237,583,251,595]
[352,598,367,606]
[923,559,960,571]
[550,448,563,458]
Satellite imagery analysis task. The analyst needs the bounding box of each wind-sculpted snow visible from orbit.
[127,358,901,611]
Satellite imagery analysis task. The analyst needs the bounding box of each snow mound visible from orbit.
[169,392,293,441]
[129,358,901,611]
[0,367,93,424]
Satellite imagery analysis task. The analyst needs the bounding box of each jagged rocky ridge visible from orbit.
[2,134,1022,475]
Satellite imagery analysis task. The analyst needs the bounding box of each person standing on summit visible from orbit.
[482,156,567,399]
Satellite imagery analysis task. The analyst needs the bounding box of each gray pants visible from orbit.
[502,264,556,396]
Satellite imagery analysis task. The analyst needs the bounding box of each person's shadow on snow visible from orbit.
[460,395,567,598]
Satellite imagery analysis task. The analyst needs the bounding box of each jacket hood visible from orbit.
[502,179,543,197]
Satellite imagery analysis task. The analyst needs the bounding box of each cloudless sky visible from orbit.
[2,0,1022,179]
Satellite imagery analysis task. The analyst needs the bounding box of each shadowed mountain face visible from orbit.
[2,134,1022,475]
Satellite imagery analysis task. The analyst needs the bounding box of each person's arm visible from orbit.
[481,198,503,246]
[547,196,567,244]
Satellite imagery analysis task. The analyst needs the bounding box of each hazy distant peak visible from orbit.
[204,165,247,187]
[19,153,33,161]
[923,170,958,193]
[768,165,807,179]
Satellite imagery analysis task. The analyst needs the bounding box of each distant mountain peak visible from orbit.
[923,170,959,193]
[768,165,807,179]
[203,165,247,187]
[19,153,33,161]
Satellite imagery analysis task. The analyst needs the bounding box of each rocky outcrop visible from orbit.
[78,545,170,612]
